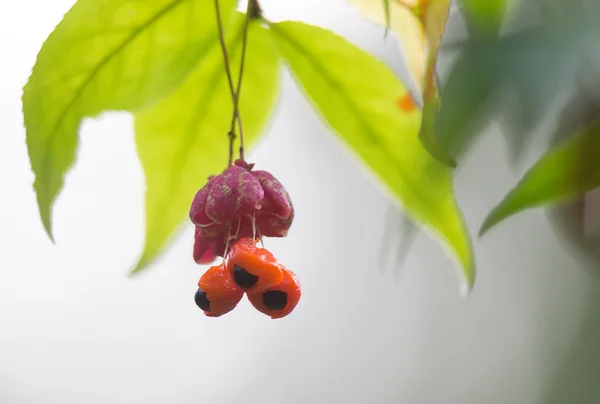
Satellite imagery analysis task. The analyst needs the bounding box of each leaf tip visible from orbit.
[38,200,56,245]
[129,244,165,276]
[129,256,150,277]
[432,145,457,168]
[452,225,476,296]
[426,146,457,168]
[44,226,56,245]
[477,223,490,238]
[478,209,503,238]
[459,281,472,297]
[418,125,458,168]
[459,261,476,297]
[440,226,475,296]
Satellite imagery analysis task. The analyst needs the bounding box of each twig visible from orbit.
[214,0,245,166]
[229,0,255,162]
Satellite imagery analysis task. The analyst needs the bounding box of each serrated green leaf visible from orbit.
[132,18,281,274]
[458,0,508,38]
[269,21,475,293]
[480,117,600,236]
[23,0,236,241]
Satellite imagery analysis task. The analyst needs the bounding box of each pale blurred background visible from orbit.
[2,1,600,403]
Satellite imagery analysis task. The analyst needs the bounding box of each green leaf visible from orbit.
[417,0,456,167]
[480,117,600,236]
[269,21,475,293]
[458,0,508,38]
[132,17,281,273]
[23,0,236,241]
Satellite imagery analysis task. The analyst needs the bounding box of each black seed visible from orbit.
[195,288,210,311]
[233,265,258,288]
[263,290,287,311]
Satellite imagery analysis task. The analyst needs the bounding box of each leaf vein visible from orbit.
[40,0,188,201]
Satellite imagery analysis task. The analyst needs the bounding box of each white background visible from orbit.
[2,1,600,403]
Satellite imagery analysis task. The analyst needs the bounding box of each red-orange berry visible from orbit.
[224,238,284,294]
[195,264,244,317]
[247,268,301,319]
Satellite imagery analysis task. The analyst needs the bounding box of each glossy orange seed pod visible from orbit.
[247,268,301,319]
[225,238,284,294]
[195,264,244,317]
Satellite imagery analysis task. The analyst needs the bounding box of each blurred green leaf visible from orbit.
[270,21,475,292]
[480,117,600,236]
[498,2,600,162]
[458,0,508,38]
[434,23,580,165]
[379,206,419,277]
[434,44,500,162]
[23,0,236,241]
[419,98,457,166]
[132,18,281,273]
[382,0,391,35]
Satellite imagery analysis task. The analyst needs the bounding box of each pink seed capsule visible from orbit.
[251,170,294,220]
[193,226,217,265]
[205,166,264,224]
[189,161,296,267]
[189,176,218,228]
[256,210,295,237]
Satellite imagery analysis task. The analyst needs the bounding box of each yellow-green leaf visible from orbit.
[23,0,236,241]
[269,21,475,293]
[132,18,281,273]
[480,117,600,236]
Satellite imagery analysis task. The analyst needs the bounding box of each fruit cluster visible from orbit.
[189,160,300,319]
[195,238,301,319]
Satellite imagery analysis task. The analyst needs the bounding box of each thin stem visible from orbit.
[214,0,244,166]
[223,223,232,261]
[230,0,255,162]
